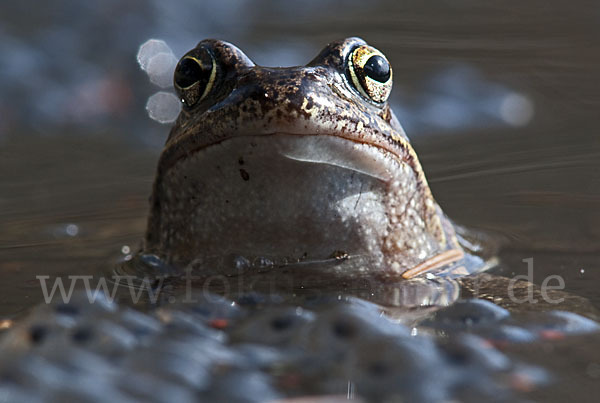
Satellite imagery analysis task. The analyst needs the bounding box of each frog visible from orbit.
[141,37,491,279]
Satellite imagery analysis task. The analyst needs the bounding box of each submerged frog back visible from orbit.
[142,37,493,279]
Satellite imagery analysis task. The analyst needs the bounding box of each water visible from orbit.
[1,0,599,401]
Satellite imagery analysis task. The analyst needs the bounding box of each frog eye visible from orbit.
[173,48,216,107]
[347,45,392,104]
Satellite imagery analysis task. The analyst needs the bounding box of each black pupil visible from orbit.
[363,55,390,83]
[174,58,206,88]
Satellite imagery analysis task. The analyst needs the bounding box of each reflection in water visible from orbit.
[115,251,463,310]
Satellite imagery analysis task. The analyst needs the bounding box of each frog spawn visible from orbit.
[3,291,594,402]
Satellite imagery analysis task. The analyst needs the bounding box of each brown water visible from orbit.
[1,0,599,400]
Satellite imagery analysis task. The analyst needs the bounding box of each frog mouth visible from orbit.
[276,134,397,182]
[164,130,404,182]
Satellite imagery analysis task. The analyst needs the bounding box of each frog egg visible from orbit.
[146,91,181,124]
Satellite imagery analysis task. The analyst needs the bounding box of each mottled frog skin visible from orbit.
[143,37,485,278]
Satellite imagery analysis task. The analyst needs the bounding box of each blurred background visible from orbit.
[0,0,599,313]
[5,0,588,143]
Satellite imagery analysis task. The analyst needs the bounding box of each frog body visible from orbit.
[143,38,489,278]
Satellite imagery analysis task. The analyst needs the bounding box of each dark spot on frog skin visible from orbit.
[238,156,244,165]
[304,97,314,110]
[239,169,250,181]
